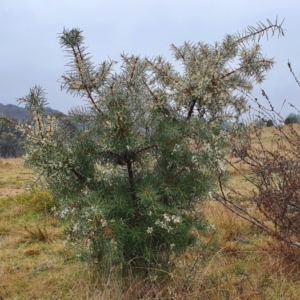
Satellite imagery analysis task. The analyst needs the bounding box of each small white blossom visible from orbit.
[155,219,173,232]
[100,219,107,227]
[70,80,83,89]
[72,222,79,232]
[110,239,118,251]
[191,155,198,163]
[149,275,158,282]
[146,227,153,234]
[171,215,181,224]
[207,224,217,230]
[163,213,171,222]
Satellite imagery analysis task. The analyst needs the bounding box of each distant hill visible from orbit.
[0,103,64,121]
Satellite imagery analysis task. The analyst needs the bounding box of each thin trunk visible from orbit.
[127,160,140,220]
[187,98,197,120]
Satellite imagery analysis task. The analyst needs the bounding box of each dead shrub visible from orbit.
[23,225,52,243]
[215,62,300,252]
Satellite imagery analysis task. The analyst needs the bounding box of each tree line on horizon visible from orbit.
[0,104,64,157]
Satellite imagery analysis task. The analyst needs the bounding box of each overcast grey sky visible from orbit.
[1,0,299,116]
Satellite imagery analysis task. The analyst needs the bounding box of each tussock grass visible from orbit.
[1,152,300,299]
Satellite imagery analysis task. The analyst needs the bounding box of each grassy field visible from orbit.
[1,136,300,299]
[0,158,33,197]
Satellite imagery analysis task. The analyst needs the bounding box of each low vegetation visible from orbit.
[1,147,300,299]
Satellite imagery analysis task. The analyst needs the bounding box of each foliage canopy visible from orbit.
[284,112,300,124]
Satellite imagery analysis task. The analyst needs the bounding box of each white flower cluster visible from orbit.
[110,239,118,251]
[83,205,108,229]
[72,222,80,233]
[146,227,153,234]
[95,163,121,186]
[155,213,182,232]
[70,80,83,89]
[23,112,58,142]
[201,134,228,172]
[171,144,181,155]
[59,206,76,219]
[207,223,217,231]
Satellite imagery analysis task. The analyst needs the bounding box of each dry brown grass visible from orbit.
[1,146,300,299]
[0,158,33,197]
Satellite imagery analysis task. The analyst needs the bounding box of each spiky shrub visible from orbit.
[16,19,283,274]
